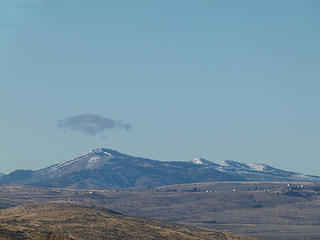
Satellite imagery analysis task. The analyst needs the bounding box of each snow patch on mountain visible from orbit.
[190,158,217,166]
[220,160,250,169]
[191,158,205,165]
[247,163,267,171]
[47,158,80,173]
[46,149,115,173]
[86,151,113,168]
[88,156,100,163]
[220,160,272,172]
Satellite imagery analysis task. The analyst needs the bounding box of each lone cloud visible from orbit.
[58,114,131,136]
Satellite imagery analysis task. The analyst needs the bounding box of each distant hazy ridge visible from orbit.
[0,148,319,189]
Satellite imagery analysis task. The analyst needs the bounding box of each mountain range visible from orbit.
[0,148,319,189]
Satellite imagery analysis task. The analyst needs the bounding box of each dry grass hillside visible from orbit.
[1,183,320,239]
[0,203,256,240]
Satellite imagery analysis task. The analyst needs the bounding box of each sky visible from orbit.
[1,0,320,175]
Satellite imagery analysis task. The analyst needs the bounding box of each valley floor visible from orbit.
[0,182,320,239]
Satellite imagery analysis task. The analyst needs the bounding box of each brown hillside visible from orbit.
[0,203,257,240]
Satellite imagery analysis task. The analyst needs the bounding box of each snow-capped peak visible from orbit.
[192,158,205,165]
[46,149,116,174]
[190,158,215,166]
[87,150,113,167]
[90,148,112,155]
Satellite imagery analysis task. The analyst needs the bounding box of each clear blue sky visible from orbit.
[1,0,320,175]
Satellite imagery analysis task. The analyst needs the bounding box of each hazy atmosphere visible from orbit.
[1,0,320,175]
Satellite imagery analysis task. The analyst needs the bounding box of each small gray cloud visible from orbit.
[58,114,131,136]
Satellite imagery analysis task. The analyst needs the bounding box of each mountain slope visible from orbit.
[0,202,256,240]
[0,148,319,189]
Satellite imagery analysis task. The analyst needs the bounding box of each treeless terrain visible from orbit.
[0,182,320,239]
[0,203,256,240]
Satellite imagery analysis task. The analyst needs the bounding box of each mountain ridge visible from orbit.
[0,148,319,189]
